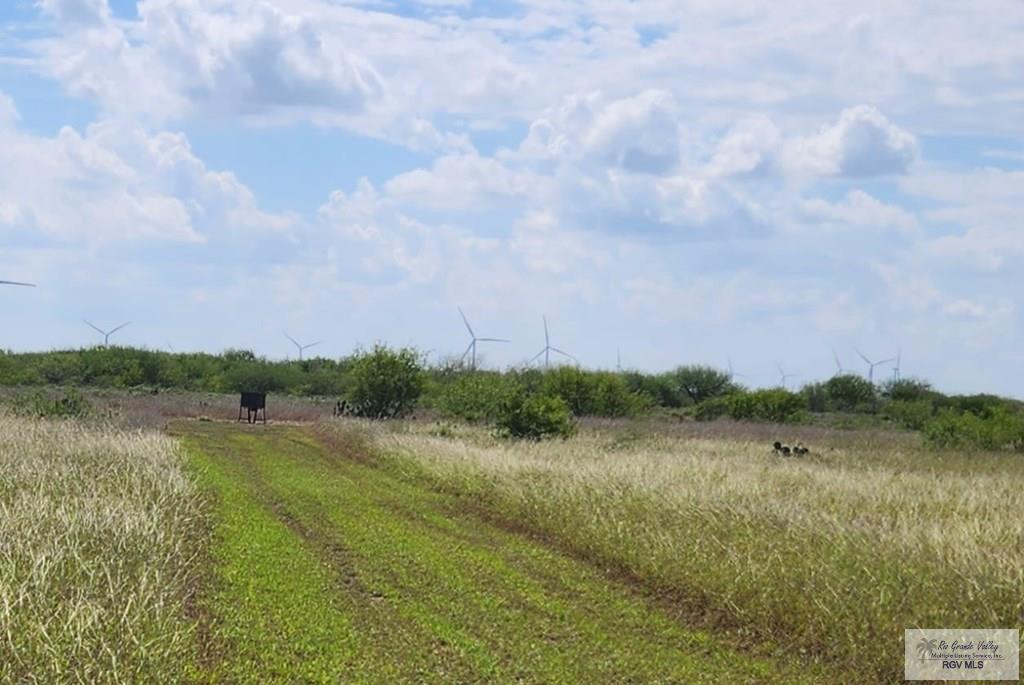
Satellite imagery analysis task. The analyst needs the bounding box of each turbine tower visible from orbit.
[284,333,322,361]
[776,364,798,389]
[854,347,895,384]
[0,280,35,287]
[531,315,577,368]
[84,320,131,346]
[458,307,509,369]
[892,348,903,381]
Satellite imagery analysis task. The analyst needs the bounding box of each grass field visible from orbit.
[0,414,204,683]
[339,419,1024,683]
[6,410,1019,683]
[176,421,823,684]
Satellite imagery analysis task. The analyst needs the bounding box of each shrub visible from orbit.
[494,393,575,440]
[825,374,877,411]
[880,377,935,403]
[922,408,1024,451]
[588,372,650,417]
[802,382,828,413]
[437,372,520,423]
[223,361,300,394]
[623,371,683,408]
[667,365,736,404]
[882,399,935,430]
[347,345,424,419]
[727,389,804,423]
[693,395,732,421]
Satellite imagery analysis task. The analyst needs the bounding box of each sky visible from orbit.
[1,0,1023,396]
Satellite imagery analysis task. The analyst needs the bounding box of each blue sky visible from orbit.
[2,0,1024,396]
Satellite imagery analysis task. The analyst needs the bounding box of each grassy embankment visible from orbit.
[340,420,1024,683]
[177,421,822,684]
[0,414,204,683]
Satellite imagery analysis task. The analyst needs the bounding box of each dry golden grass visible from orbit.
[0,413,204,684]
[343,419,1024,682]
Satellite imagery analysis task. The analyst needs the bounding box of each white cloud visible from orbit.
[0,106,290,245]
[797,190,919,235]
[35,0,385,123]
[383,152,538,211]
[706,115,782,178]
[926,225,1024,271]
[784,105,917,177]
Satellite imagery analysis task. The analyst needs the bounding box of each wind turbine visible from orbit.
[854,347,895,384]
[776,363,798,389]
[83,319,131,346]
[0,280,35,287]
[831,348,852,377]
[892,348,903,381]
[284,333,322,361]
[530,315,577,368]
[458,307,509,369]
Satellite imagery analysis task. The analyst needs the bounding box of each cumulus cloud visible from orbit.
[797,190,918,235]
[0,109,290,245]
[383,152,538,211]
[511,90,683,174]
[706,116,782,177]
[34,0,385,123]
[784,105,917,177]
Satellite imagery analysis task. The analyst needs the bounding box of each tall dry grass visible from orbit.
[0,414,204,683]
[343,420,1024,682]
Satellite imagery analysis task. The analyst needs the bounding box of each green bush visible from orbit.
[437,372,520,423]
[825,374,877,411]
[881,377,935,403]
[922,407,1024,451]
[882,399,934,430]
[727,389,804,423]
[347,345,424,419]
[223,361,300,394]
[540,368,647,417]
[666,365,736,404]
[693,395,732,421]
[494,393,576,440]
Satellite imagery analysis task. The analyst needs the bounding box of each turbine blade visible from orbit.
[108,322,131,336]
[876,358,896,365]
[462,341,474,362]
[0,280,35,287]
[305,341,323,350]
[854,347,871,365]
[543,315,549,346]
[284,332,300,348]
[529,349,546,364]
[458,307,475,337]
[476,338,510,343]
[550,347,578,362]
[83,319,106,336]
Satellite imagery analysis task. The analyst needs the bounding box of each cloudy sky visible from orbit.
[1,0,1023,395]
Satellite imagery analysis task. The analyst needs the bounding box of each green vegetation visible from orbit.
[178,422,818,684]
[346,344,424,418]
[0,414,203,683]
[354,420,1024,683]
[3,346,1024,449]
[494,391,576,440]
